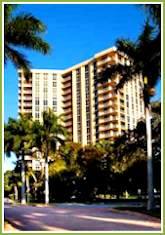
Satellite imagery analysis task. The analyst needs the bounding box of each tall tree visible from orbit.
[99,18,160,210]
[5,114,33,204]
[141,4,161,29]
[32,109,67,204]
[4,170,21,201]
[4,4,50,78]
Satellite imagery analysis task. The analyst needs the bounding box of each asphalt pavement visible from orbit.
[4,202,161,232]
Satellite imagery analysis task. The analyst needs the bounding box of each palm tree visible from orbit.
[4,4,50,78]
[32,109,67,204]
[4,170,21,202]
[141,4,161,29]
[99,20,160,210]
[5,114,33,204]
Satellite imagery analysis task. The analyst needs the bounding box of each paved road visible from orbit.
[4,203,161,231]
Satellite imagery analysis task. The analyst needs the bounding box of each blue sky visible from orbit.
[4,3,161,170]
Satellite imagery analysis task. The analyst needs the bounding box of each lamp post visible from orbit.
[20,142,26,204]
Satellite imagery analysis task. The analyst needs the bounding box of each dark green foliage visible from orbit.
[32,109,67,157]
[4,114,33,157]
[4,170,21,199]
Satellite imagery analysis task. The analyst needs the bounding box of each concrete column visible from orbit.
[72,70,78,142]
[80,67,87,146]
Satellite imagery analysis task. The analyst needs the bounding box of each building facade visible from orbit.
[18,47,145,145]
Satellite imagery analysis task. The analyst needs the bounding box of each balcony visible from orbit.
[64,108,72,115]
[67,127,73,133]
[23,83,32,88]
[99,116,118,124]
[23,105,32,110]
[19,110,32,115]
[62,82,72,90]
[64,114,72,121]
[65,121,73,127]
[63,88,72,96]
[99,132,111,139]
[97,80,117,89]
[24,97,32,101]
[97,56,116,67]
[99,108,118,117]
[98,101,117,110]
[99,124,118,132]
[63,95,72,102]
[62,75,72,83]
[98,87,113,96]
[63,101,72,109]
[99,94,117,102]
[23,90,32,95]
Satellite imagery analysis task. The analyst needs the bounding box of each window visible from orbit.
[77,116,81,122]
[53,74,57,79]
[121,114,125,121]
[35,98,39,105]
[53,106,57,112]
[53,81,57,87]
[35,113,40,119]
[43,100,48,105]
[44,73,48,80]
[35,106,39,112]
[76,69,80,76]
[43,87,48,93]
[120,107,124,112]
[35,73,40,79]
[52,98,57,106]
[87,120,90,127]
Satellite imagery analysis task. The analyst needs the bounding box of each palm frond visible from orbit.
[4,5,51,77]
[5,15,50,55]
[137,21,154,48]
[5,45,31,78]
[142,4,161,29]
[98,63,136,92]
[4,4,18,23]
[116,39,137,60]
[6,13,47,33]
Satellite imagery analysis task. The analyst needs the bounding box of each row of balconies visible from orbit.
[98,101,117,110]
[62,82,72,90]
[99,108,118,117]
[62,95,72,102]
[97,80,117,90]
[62,75,72,83]
[62,88,72,96]
[99,124,118,132]
[99,131,119,139]
[63,102,72,109]
[97,56,116,68]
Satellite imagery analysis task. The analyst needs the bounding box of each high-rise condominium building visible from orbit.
[18,47,145,145]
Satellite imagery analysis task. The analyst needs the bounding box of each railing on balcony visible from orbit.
[63,88,72,96]
[62,82,72,90]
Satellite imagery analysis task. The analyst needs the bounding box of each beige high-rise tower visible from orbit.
[18,47,145,145]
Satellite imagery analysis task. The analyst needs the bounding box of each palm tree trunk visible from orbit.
[26,175,30,203]
[45,156,49,204]
[14,185,18,201]
[145,105,154,210]
[21,153,26,204]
